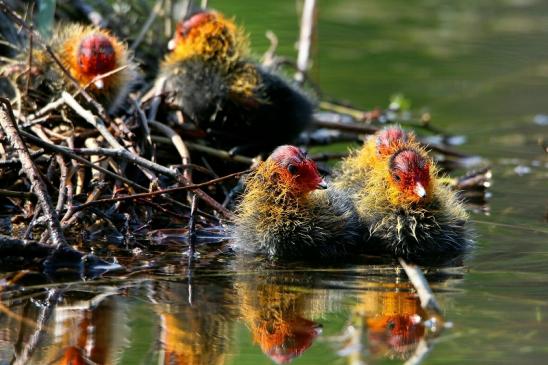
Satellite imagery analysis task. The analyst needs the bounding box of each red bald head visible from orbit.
[268,145,326,195]
[376,127,408,156]
[178,11,216,38]
[77,33,116,77]
[389,149,431,201]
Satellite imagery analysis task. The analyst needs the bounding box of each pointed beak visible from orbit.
[317,179,328,190]
[93,79,104,89]
[414,182,426,198]
[167,39,176,51]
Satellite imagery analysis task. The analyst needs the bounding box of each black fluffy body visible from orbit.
[232,187,364,261]
[364,199,473,261]
[161,58,313,155]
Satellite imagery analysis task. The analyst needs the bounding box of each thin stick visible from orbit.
[0,98,68,249]
[150,120,191,182]
[0,148,45,167]
[25,10,33,96]
[0,189,34,198]
[188,193,198,259]
[17,131,197,219]
[313,118,378,135]
[295,0,316,84]
[61,92,120,148]
[62,92,181,179]
[152,135,254,165]
[398,258,442,315]
[130,0,162,52]
[70,0,105,26]
[30,126,67,213]
[70,168,252,213]
[314,117,467,158]
[404,338,433,365]
[19,130,145,191]
[147,75,166,125]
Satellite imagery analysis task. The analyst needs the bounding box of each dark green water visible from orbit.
[1,1,547,364]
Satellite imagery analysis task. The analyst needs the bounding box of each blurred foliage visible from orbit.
[36,0,56,38]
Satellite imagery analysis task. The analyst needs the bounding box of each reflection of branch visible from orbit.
[398,259,442,315]
[0,301,39,328]
[404,338,432,365]
[13,289,60,365]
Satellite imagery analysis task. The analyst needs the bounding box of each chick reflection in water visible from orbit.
[340,284,433,363]
[235,271,334,364]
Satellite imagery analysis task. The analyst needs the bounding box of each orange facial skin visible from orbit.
[267,145,326,196]
[77,33,117,77]
[334,125,423,202]
[388,148,432,205]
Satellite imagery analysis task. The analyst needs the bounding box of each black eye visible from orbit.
[393,174,401,182]
[287,164,298,175]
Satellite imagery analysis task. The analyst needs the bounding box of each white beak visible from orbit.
[167,39,176,51]
[93,79,104,89]
[414,182,426,198]
[317,179,328,189]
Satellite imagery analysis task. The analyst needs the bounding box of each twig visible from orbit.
[295,0,316,84]
[188,193,198,259]
[61,92,120,147]
[0,234,52,257]
[0,188,34,198]
[314,117,467,158]
[0,98,68,249]
[19,129,145,191]
[70,168,252,214]
[17,132,198,221]
[319,100,379,122]
[313,118,378,135]
[404,338,433,365]
[152,135,254,165]
[147,75,166,125]
[70,0,105,26]
[24,4,33,97]
[130,0,162,52]
[62,92,181,179]
[0,148,45,167]
[30,126,67,213]
[398,258,442,315]
[150,120,191,182]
